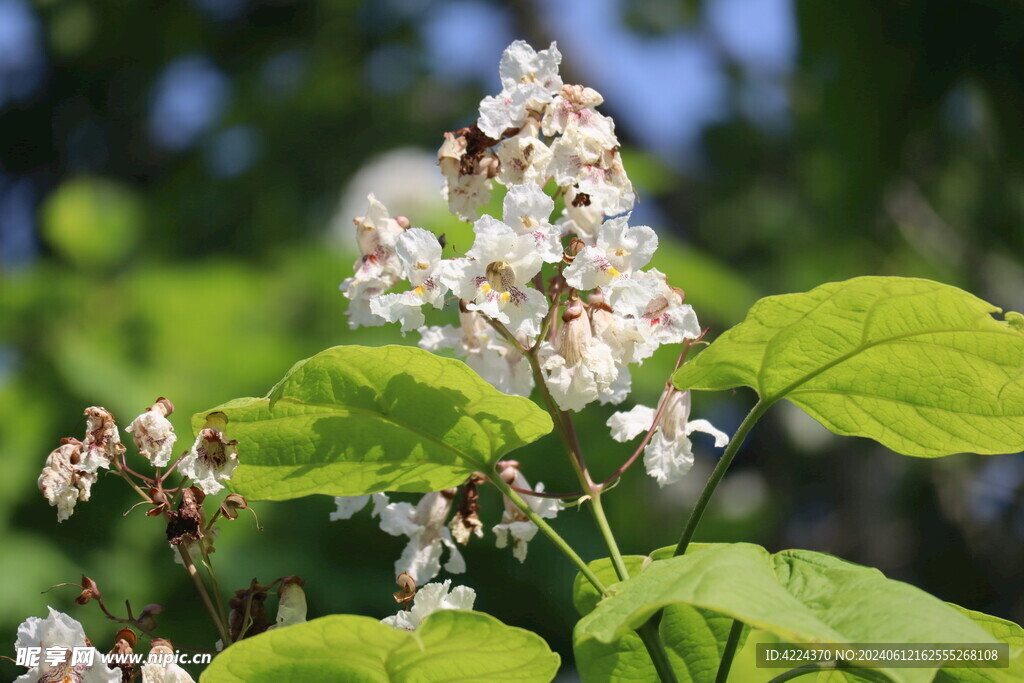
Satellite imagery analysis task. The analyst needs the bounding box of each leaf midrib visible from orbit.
[760,326,1018,406]
[235,397,490,470]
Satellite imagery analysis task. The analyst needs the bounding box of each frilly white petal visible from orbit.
[685,418,730,448]
[329,495,370,521]
[643,432,695,487]
[607,405,657,442]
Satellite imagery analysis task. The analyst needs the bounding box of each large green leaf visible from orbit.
[575,543,1001,683]
[571,548,744,682]
[201,611,560,682]
[934,605,1024,683]
[191,345,552,500]
[673,277,1024,457]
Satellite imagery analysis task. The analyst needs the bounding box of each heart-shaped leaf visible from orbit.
[191,345,552,500]
[674,277,1024,457]
[575,543,1000,683]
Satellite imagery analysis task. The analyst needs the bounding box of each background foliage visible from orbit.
[1,0,1023,678]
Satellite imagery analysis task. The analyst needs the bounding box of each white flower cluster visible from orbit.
[331,464,554,584]
[38,401,240,521]
[341,40,701,417]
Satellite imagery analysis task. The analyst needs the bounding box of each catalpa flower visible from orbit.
[82,406,124,469]
[477,41,563,139]
[267,576,307,631]
[550,129,635,217]
[608,390,729,487]
[14,607,120,683]
[418,307,533,397]
[439,216,548,337]
[493,462,559,562]
[496,118,553,187]
[179,423,239,496]
[438,129,496,222]
[38,439,100,523]
[541,297,617,412]
[341,194,408,328]
[563,214,658,289]
[556,187,605,242]
[381,579,476,631]
[370,228,449,332]
[542,84,618,150]
[363,490,466,584]
[501,182,563,263]
[140,639,195,683]
[126,398,177,467]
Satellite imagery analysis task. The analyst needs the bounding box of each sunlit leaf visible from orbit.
[575,543,998,683]
[191,345,552,500]
[200,611,559,682]
[674,276,1024,456]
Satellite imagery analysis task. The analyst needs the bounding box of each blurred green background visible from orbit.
[1,0,1023,678]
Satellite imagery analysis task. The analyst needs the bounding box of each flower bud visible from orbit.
[393,573,417,605]
[558,297,593,367]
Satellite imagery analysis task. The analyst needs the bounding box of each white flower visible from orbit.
[81,406,124,470]
[267,577,307,631]
[493,464,559,562]
[126,399,177,467]
[501,183,563,264]
[370,228,449,332]
[541,84,615,144]
[381,580,476,631]
[38,439,99,523]
[140,662,195,683]
[339,274,392,329]
[438,216,549,336]
[608,390,729,487]
[556,187,605,242]
[341,194,408,328]
[418,308,533,397]
[550,130,635,216]
[329,495,369,521]
[373,490,464,584]
[540,298,617,412]
[353,193,408,265]
[496,119,553,187]
[140,640,195,683]
[577,151,635,216]
[477,41,563,139]
[14,607,120,682]
[563,214,658,290]
[442,170,493,222]
[179,427,238,496]
[605,269,701,359]
[589,293,646,365]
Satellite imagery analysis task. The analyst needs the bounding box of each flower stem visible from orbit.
[715,619,744,682]
[177,544,230,644]
[487,473,605,593]
[524,344,677,683]
[199,543,230,637]
[673,399,770,557]
[636,621,679,683]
